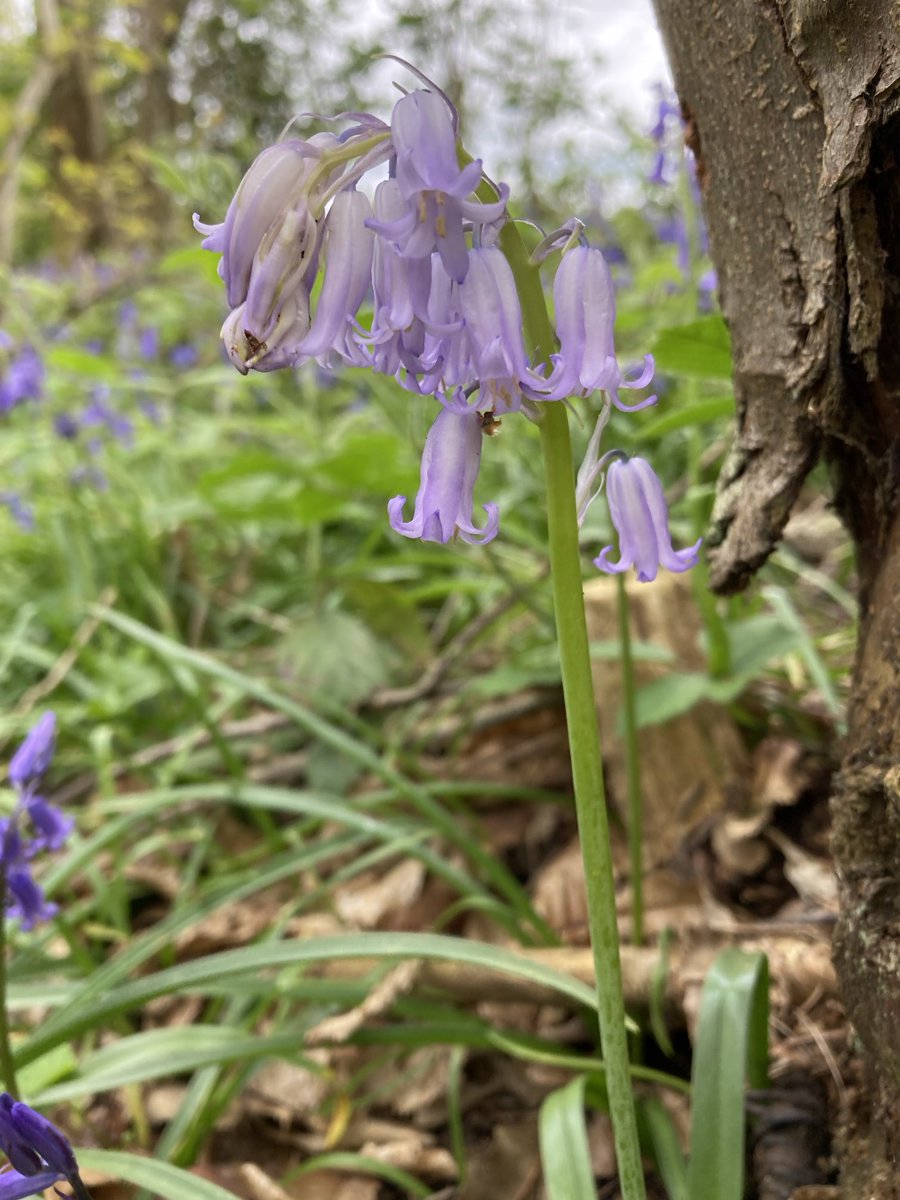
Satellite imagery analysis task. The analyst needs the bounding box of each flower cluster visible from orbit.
[2,714,72,929]
[195,65,699,579]
[0,1093,89,1200]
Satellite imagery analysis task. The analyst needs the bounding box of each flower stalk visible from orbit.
[501,221,647,1198]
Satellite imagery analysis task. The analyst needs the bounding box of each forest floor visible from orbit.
[64,566,849,1200]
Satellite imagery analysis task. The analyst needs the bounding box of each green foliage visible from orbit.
[539,1075,597,1200]
[687,949,770,1200]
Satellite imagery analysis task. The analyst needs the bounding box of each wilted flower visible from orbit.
[0,1094,89,1200]
[593,455,701,582]
[367,89,508,283]
[541,245,656,411]
[388,406,498,544]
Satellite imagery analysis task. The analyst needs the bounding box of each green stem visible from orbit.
[616,573,644,947]
[539,404,646,1199]
[493,213,645,1197]
[0,868,19,1097]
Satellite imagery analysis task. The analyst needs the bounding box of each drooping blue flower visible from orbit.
[367,89,508,283]
[541,245,656,411]
[292,188,375,366]
[0,1094,89,1200]
[593,456,701,583]
[443,246,547,414]
[3,714,70,930]
[8,714,55,794]
[388,406,499,544]
[357,179,435,376]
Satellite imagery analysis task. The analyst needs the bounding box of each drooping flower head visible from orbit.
[542,244,656,411]
[0,1094,90,1200]
[388,406,498,545]
[594,455,701,583]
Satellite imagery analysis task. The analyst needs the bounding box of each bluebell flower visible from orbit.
[367,89,508,283]
[0,1094,89,1200]
[4,714,71,930]
[8,714,55,794]
[139,328,158,360]
[594,456,701,582]
[0,349,44,414]
[388,406,499,544]
[541,245,656,411]
[169,344,198,368]
[357,180,434,376]
[442,247,547,414]
[53,413,80,441]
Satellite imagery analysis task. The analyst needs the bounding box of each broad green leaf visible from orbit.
[652,317,733,380]
[539,1075,597,1200]
[638,396,734,439]
[687,949,769,1200]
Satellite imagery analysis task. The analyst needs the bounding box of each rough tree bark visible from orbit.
[649,0,900,1192]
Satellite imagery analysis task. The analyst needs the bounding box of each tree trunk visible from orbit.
[649,0,900,1189]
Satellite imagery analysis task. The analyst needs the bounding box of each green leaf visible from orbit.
[15,932,601,1069]
[687,948,769,1200]
[31,1026,318,1104]
[632,671,712,729]
[539,1075,597,1200]
[76,1150,241,1200]
[652,317,733,380]
[637,396,734,439]
[637,1096,688,1200]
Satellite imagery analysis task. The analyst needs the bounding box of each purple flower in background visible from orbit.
[648,86,681,186]
[0,348,44,413]
[367,89,508,283]
[594,456,701,583]
[8,713,55,793]
[0,1094,89,1200]
[169,343,198,368]
[0,494,34,533]
[53,413,80,440]
[388,406,499,544]
[2,713,72,930]
[139,327,159,360]
[81,391,134,446]
[541,245,656,411]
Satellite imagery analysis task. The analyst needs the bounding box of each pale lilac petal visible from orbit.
[295,189,374,361]
[593,457,701,583]
[388,407,498,544]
